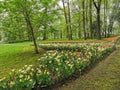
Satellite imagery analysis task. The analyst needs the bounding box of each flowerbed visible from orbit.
[39,42,114,52]
[0,42,115,90]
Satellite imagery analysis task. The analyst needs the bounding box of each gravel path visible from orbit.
[55,41,120,90]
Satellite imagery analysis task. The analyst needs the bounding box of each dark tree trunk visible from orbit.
[23,11,38,53]
[25,14,39,54]
[82,0,86,40]
[89,0,93,38]
[43,8,48,40]
[86,0,89,38]
[54,33,56,39]
[104,0,108,38]
[26,22,32,41]
[93,0,102,40]
[67,0,72,40]
[78,5,81,39]
[43,31,47,40]
[108,21,114,37]
[60,31,62,39]
[78,23,81,39]
[20,1,39,54]
[96,9,101,40]
[62,0,70,40]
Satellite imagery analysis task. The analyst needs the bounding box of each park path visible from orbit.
[55,41,120,90]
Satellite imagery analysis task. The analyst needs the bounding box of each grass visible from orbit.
[0,42,44,78]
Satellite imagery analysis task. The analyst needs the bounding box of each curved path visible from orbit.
[55,41,120,90]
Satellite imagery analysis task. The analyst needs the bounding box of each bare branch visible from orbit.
[92,0,98,9]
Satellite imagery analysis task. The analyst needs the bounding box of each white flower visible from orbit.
[49,61,52,63]
[19,69,22,72]
[56,59,60,63]
[29,65,33,67]
[25,65,27,67]
[37,70,42,73]
[38,59,41,61]
[0,78,4,82]
[29,79,32,82]
[56,68,58,71]
[27,75,30,80]
[19,79,22,82]
[26,67,30,71]
[12,69,15,72]
[19,75,23,78]
[31,68,34,71]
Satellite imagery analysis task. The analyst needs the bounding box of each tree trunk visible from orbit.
[62,0,70,40]
[78,23,81,39]
[93,0,102,40]
[43,8,48,40]
[104,0,108,38]
[21,1,39,54]
[43,31,47,40]
[67,0,72,40]
[26,15,39,54]
[23,10,39,54]
[86,0,89,38]
[60,31,62,39]
[26,22,32,41]
[89,0,93,38]
[97,9,101,40]
[82,0,86,40]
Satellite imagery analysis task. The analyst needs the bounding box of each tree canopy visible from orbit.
[0,0,120,53]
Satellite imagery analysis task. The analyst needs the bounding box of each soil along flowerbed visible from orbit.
[0,42,116,90]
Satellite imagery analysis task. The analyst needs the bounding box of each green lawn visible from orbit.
[0,42,44,78]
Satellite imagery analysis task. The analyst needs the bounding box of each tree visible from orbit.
[89,0,93,38]
[16,0,39,54]
[107,0,120,37]
[62,0,70,40]
[38,0,58,40]
[93,0,102,40]
[0,0,119,42]
[103,0,108,37]
[0,0,39,53]
[67,0,73,40]
[82,0,86,40]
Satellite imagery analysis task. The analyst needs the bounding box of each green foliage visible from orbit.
[0,0,59,42]
[0,0,119,42]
